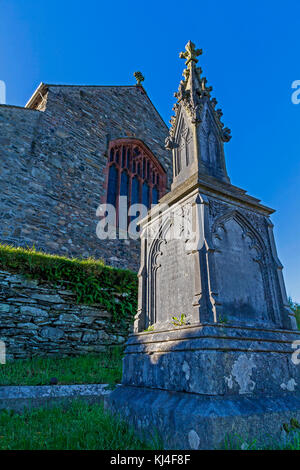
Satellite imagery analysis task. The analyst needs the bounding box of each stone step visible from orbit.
[0,383,114,413]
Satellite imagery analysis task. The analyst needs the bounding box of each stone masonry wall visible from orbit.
[0,270,132,361]
[0,85,171,272]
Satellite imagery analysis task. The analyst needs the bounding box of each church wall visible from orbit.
[0,105,43,253]
[0,86,171,271]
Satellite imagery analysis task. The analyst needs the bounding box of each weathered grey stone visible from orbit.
[97,330,110,341]
[81,316,97,325]
[134,185,295,331]
[67,332,82,341]
[0,304,10,313]
[7,298,37,303]
[122,324,300,397]
[0,270,132,358]
[58,313,80,323]
[40,326,64,340]
[31,293,63,303]
[82,332,98,343]
[20,306,49,317]
[20,279,39,288]
[107,41,300,450]
[16,322,39,329]
[0,384,112,413]
[106,386,300,450]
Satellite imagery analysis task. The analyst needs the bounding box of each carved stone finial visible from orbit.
[165,136,175,150]
[223,127,232,142]
[171,42,231,146]
[196,67,203,78]
[133,71,145,86]
[182,68,190,81]
[179,40,202,65]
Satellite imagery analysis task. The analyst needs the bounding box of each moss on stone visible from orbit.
[0,244,137,323]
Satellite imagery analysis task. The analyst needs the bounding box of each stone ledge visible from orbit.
[125,324,300,355]
[106,385,300,450]
[0,383,114,412]
[122,325,300,396]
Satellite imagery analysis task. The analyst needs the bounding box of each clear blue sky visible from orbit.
[1,0,299,301]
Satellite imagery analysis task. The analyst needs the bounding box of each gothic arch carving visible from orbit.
[174,109,193,176]
[211,210,276,325]
[212,210,266,252]
[200,109,221,171]
[147,218,171,326]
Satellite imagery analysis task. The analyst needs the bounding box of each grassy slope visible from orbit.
[0,401,299,450]
[0,349,123,386]
[0,401,159,450]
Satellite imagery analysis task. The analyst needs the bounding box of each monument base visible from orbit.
[105,324,300,449]
[106,385,300,449]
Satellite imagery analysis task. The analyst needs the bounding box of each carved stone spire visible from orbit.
[179,40,202,65]
[167,41,231,188]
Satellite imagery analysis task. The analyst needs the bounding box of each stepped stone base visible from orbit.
[1,384,112,413]
[105,324,300,449]
[106,385,300,449]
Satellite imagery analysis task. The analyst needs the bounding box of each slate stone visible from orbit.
[20,306,49,317]
[0,270,131,359]
[40,326,64,340]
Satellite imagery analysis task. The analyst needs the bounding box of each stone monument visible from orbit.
[106,41,300,449]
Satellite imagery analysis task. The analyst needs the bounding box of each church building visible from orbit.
[0,78,171,271]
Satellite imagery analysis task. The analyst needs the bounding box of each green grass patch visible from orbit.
[0,244,138,323]
[0,350,123,386]
[289,298,300,329]
[0,401,157,450]
[225,432,300,450]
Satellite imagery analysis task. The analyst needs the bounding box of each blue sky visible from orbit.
[1,0,299,301]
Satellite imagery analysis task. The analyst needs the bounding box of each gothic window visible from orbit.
[107,164,118,206]
[105,139,167,227]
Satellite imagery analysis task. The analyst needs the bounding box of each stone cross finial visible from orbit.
[134,71,145,86]
[179,41,202,65]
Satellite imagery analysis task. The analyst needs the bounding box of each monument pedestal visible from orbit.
[106,41,300,450]
[107,384,300,449]
[106,324,300,449]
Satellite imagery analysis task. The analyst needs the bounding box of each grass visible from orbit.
[0,349,123,386]
[1,401,299,450]
[0,401,157,450]
[225,431,300,450]
[0,244,138,323]
[291,300,300,329]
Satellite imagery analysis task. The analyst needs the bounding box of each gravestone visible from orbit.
[106,41,300,449]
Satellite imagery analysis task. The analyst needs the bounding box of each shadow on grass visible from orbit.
[0,399,160,450]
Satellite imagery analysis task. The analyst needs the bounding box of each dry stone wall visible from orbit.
[0,270,132,361]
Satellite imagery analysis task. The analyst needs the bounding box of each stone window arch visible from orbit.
[105,138,167,225]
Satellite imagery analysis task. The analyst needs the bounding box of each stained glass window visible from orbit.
[105,139,167,228]
[107,164,118,207]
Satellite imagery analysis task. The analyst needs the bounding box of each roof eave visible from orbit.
[25,82,48,109]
